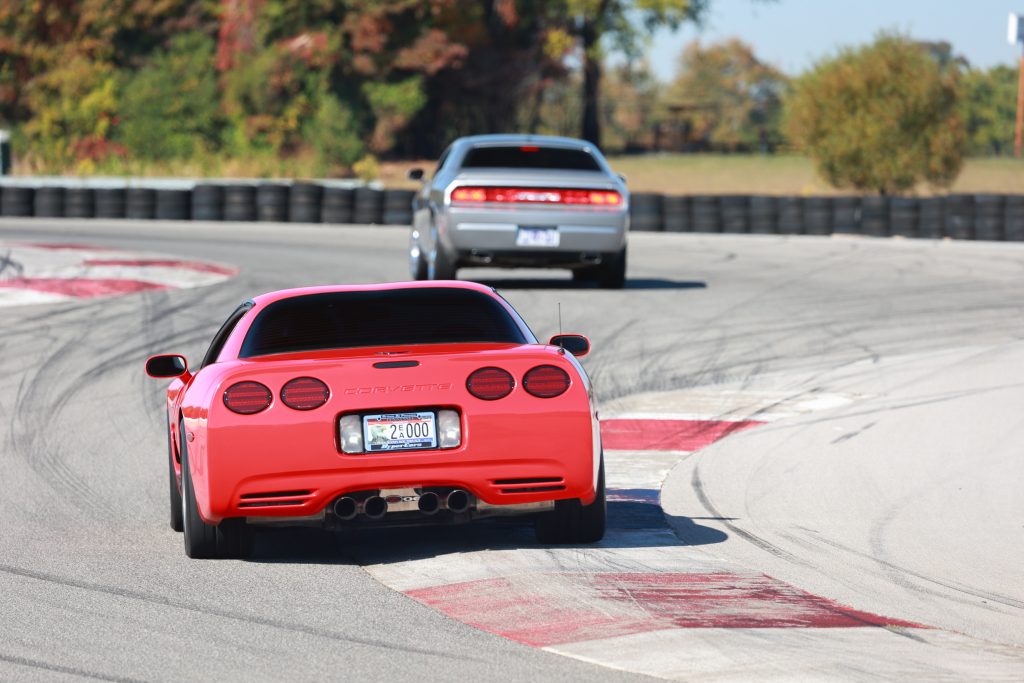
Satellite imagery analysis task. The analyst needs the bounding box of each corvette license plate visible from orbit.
[363,412,437,452]
[516,227,560,247]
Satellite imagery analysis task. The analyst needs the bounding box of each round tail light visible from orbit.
[281,377,329,410]
[466,367,514,400]
[223,381,272,414]
[523,365,570,398]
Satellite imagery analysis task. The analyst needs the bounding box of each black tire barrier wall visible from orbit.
[96,188,126,218]
[3,181,1024,242]
[353,187,383,224]
[34,187,64,217]
[126,188,155,219]
[383,189,416,226]
[224,185,256,222]
[1,186,34,216]
[156,189,190,221]
[64,188,95,218]
[290,183,322,223]
[257,184,289,222]
[322,187,354,223]
[629,193,663,232]
[192,184,224,221]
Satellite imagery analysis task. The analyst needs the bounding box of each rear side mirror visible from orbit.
[146,354,189,378]
[407,168,425,181]
[549,334,591,357]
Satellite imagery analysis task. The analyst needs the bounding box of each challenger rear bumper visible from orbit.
[441,207,628,258]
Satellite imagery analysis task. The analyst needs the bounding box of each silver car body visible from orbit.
[409,134,629,285]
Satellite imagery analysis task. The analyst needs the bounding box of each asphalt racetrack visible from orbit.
[1,218,1022,681]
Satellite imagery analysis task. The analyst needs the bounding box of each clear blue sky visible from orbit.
[644,0,1022,79]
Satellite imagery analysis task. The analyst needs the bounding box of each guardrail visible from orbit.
[2,179,1023,241]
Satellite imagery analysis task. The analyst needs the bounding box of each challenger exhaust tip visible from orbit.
[363,496,388,520]
[418,491,440,515]
[334,496,357,521]
[445,489,471,514]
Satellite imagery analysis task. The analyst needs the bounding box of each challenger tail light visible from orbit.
[280,377,330,410]
[451,187,622,206]
[466,367,514,400]
[223,381,272,414]
[523,365,571,398]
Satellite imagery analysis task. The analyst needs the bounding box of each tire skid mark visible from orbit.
[0,563,481,663]
[0,652,145,683]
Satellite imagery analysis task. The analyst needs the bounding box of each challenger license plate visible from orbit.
[516,227,560,247]
[363,412,437,452]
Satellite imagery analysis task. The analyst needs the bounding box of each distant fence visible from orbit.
[2,179,1023,242]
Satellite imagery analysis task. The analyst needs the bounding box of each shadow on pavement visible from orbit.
[245,500,727,565]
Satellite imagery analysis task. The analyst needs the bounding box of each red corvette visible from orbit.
[146,282,605,558]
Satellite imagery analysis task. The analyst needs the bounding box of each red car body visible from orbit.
[147,282,602,556]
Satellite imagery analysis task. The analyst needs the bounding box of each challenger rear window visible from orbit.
[461,146,601,171]
[240,288,527,357]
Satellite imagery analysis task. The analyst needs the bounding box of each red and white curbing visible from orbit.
[0,241,237,306]
[360,390,1023,679]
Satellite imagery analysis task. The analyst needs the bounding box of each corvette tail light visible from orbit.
[451,186,622,206]
[223,381,272,414]
[339,414,363,453]
[466,367,514,400]
[280,377,329,410]
[523,365,571,398]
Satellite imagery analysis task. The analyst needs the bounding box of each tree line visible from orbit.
[0,1,1017,191]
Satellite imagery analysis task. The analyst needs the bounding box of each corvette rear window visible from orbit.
[240,288,527,357]
[461,146,601,171]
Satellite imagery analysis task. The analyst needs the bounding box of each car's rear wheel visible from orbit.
[180,422,250,559]
[536,456,606,544]
[167,420,183,533]
[409,231,427,280]
[427,233,457,280]
[597,247,627,289]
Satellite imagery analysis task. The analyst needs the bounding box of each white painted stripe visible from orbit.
[0,289,71,306]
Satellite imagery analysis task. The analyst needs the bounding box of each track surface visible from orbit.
[1,218,1022,680]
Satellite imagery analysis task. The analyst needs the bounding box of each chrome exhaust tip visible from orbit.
[363,496,388,520]
[418,491,440,515]
[334,496,357,521]
[445,489,471,514]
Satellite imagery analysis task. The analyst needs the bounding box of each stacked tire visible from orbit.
[353,188,383,224]
[662,195,691,232]
[861,196,889,237]
[720,195,749,233]
[973,194,1004,241]
[888,197,918,238]
[95,188,126,218]
[322,187,354,224]
[224,185,256,222]
[34,187,64,217]
[383,189,416,225]
[1,186,34,216]
[776,197,802,234]
[64,188,95,218]
[256,184,289,222]
[192,184,224,221]
[803,197,833,236]
[156,189,190,220]
[126,188,156,219]
[749,196,777,234]
[289,183,322,223]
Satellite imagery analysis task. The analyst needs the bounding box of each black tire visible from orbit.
[95,188,126,218]
[289,182,322,223]
[427,230,457,280]
[224,185,257,222]
[536,457,606,544]
[192,184,224,221]
[180,422,250,559]
[597,247,626,289]
[409,233,428,280]
[168,421,183,533]
[256,184,289,222]
[155,189,191,221]
[64,188,95,218]
[126,188,156,219]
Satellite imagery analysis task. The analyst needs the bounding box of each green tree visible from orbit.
[961,65,1017,156]
[118,33,224,161]
[667,38,787,152]
[786,32,966,194]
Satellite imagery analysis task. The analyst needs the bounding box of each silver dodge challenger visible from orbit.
[407,134,629,288]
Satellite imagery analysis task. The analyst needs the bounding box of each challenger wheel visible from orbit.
[167,419,183,533]
[409,231,427,280]
[180,422,250,559]
[536,456,606,544]
[427,228,457,280]
[597,247,627,289]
